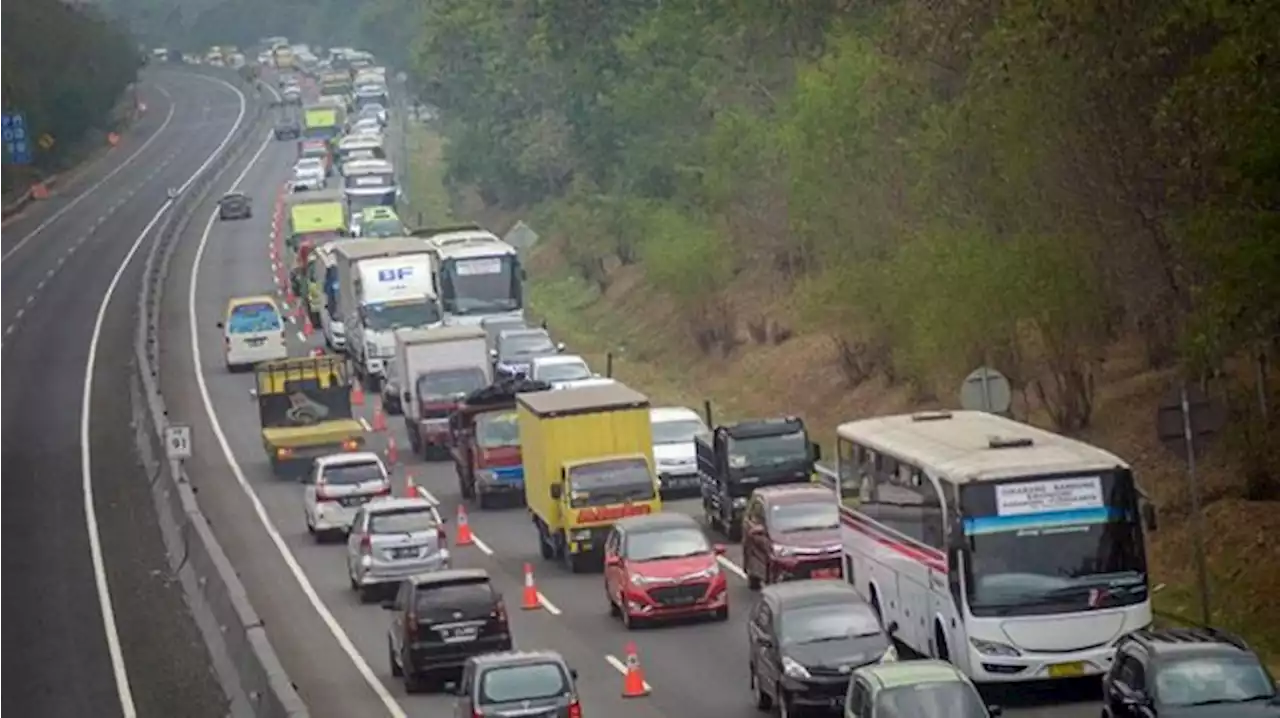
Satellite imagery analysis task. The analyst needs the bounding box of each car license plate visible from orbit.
[1048,662,1085,678]
[247,337,265,346]
[441,626,478,643]
[340,495,370,507]
[392,547,418,559]
[811,568,840,579]
[828,697,844,709]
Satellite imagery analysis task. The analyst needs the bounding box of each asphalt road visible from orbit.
[1,69,248,718]
[160,101,1105,718]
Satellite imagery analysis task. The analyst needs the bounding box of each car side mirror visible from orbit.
[604,554,621,567]
[443,680,459,695]
[810,442,822,462]
[886,620,899,636]
[550,484,562,500]
[248,388,258,399]
[713,544,726,555]
[216,321,224,329]
[402,391,411,405]
[555,342,566,352]
[380,599,396,610]
[987,706,1003,717]
[489,349,498,359]
[569,668,578,680]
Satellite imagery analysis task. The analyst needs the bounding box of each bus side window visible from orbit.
[837,438,860,506]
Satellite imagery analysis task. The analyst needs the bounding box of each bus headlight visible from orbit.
[970,637,1021,657]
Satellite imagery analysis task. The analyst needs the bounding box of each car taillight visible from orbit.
[315,485,331,501]
[437,525,448,545]
[472,709,483,718]
[276,447,294,459]
[567,700,582,718]
[492,599,506,623]
[359,534,371,553]
[405,614,418,638]
[342,439,360,451]
[375,484,392,496]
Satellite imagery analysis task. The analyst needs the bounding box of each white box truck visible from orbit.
[333,238,441,389]
[393,325,491,458]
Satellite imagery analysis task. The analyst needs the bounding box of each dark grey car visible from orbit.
[217,192,252,220]
[448,650,581,718]
[274,117,301,140]
[491,328,563,378]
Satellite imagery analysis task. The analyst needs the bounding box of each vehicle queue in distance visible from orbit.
[212,42,1280,718]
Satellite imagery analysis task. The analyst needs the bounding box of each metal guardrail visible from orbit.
[131,66,309,718]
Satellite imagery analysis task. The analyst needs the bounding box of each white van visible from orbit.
[219,295,288,371]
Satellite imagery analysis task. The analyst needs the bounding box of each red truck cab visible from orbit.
[449,379,552,509]
[410,368,488,459]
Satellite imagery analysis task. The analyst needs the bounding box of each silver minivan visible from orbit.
[347,497,450,602]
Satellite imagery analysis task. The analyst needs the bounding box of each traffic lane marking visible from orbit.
[81,72,248,718]
[189,115,411,718]
[1,84,178,262]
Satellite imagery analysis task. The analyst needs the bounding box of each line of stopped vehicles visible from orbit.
[208,42,1279,718]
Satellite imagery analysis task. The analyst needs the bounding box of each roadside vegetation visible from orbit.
[1,0,140,193]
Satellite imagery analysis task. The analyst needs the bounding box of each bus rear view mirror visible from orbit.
[550,484,562,500]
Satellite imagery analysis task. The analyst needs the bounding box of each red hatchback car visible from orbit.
[741,484,843,589]
[604,513,729,628]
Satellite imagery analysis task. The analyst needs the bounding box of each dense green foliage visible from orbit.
[388,0,1277,453]
[1,0,140,177]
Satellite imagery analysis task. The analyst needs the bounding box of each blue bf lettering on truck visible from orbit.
[378,267,413,281]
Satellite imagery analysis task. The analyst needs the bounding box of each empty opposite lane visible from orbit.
[1,69,247,718]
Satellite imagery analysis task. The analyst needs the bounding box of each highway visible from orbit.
[1,69,249,718]
[157,97,1107,718]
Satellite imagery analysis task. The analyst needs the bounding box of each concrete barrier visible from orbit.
[130,65,309,718]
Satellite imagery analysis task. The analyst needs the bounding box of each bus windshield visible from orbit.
[440,254,522,315]
[959,472,1148,618]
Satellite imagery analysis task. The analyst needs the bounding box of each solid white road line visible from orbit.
[81,74,245,718]
[604,654,653,691]
[718,555,748,580]
[189,120,410,718]
[3,86,177,263]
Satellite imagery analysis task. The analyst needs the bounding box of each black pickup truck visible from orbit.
[695,414,821,540]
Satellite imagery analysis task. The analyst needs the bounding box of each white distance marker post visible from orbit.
[164,423,193,477]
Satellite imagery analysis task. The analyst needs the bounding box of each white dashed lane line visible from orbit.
[2,151,182,340]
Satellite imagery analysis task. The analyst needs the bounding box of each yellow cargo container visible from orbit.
[517,383,661,572]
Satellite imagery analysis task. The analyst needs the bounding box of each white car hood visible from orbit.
[653,442,697,472]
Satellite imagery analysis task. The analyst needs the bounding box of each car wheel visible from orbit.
[388,641,401,677]
[357,585,377,604]
[403,667,425,694]
[305,511,315,534]
[607,587,620,618]
[622,607,636,630]
[751,665,772,711]
[747,560,762,591]
[777,687,794,718]
[713,605,729,621]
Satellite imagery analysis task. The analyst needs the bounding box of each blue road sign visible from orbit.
[3,113,32,164]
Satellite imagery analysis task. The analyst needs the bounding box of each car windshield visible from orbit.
[475,410,519,448]
[414,580,492,615]
[960,472,1149,617]
[418,368,487,401]
[504,333,554,356]
[770,501,839,533]
[369,508,438,534]
[479,663,569,704]
[1155,655,1276,707]
[227,302,280,333]
[537,360,590,382]
[875,682,989,718]
[296,160,323,172]
[626,527,709,561]
[779,602,882,646]
[321,461,383,485]
[652,418,706,445]
[728,430,809,468]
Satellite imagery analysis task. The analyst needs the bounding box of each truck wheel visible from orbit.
[477,492,492,510]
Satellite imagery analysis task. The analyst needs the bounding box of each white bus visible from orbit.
[835,410,1156,683]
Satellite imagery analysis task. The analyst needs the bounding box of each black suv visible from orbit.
[384,568,513,693]
[1102,627,1279,717]
[274,117,301,140]
[448,650,582,718]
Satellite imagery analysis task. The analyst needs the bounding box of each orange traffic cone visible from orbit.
[455,504,473,546]
[404,471,417,498]
[521,563,540,610]
[302,318,314,338]
[371,402,387,432]
[621,641,650,697]
[385,437,399,466]
[350,382,365,407]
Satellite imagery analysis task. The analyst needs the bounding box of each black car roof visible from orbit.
[469,650,568,670]
[1125,627,1256,658]
[615,513,699,533]
[761,579,865,610]
[411,567,491,587]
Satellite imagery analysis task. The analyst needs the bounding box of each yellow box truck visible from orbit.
[518,383,662,572]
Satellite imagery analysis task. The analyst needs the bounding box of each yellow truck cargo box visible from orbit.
[517,383,660,570]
